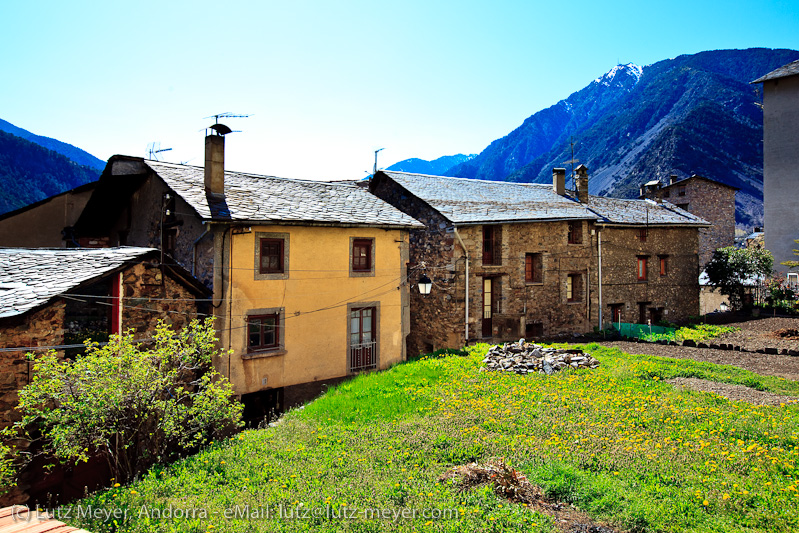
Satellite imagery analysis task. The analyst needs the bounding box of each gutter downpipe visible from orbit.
[598,227,603,330]
[453,227,470,344]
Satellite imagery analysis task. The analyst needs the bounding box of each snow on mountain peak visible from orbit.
[594,63,643,86]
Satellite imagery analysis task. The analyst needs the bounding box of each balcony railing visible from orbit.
[349,341,377,373]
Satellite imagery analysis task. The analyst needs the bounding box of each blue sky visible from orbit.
[3,0,798,180]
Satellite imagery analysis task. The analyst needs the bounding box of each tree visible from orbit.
[705,246,773,310]
[10,318,242,484]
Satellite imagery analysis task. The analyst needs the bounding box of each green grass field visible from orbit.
[66,344,799,532]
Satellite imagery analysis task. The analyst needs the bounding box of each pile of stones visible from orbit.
[482,339,600,375]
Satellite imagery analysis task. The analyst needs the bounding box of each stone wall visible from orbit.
[647,178,735,268]
[121,261,207,334]
[0,301,65,430]
[600,226,700,325]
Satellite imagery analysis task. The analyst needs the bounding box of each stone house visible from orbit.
[753,59,799,279]
[370,166,709,355]
[0,246,209,504]
[639,175,737,268]
[71,134,423,421]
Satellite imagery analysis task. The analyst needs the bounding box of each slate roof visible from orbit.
[586,196,710,226]
[378,171,597,224]
[378,171,708,226]
[752,59,799,83]
[145,161,423,228]
[0,247,155,318]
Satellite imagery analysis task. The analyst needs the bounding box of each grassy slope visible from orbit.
[71,345,799,532]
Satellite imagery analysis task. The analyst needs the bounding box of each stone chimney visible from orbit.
[553,168,566,196]
[575,165,589,203]
[204,134,225,196]
[669,174,679,185]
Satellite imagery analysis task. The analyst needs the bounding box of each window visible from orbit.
[483,225,500,265]
[678,185,686,197]
[676,203,689,211]
[663,190,670,198]
[788,272,799,290]
[567,221,582,244]
[260,239,284,274]
[525,253,542,283]
[352,239,372,271]
[638,228,648,242]
[637,256,648,281]
[349,303,379,372]
[255,232,289,280]
[350,237,375,276]
[659,255,668,276]
[248,314,280,352]
[610,304,624,324]
[566,273,583,302]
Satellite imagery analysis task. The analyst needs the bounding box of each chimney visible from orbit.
[575,165,589,203]
[669,174,679,185]
[553,168,566,196]
[204,134,225,196]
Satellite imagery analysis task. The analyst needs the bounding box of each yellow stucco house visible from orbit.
[71,134,423,422]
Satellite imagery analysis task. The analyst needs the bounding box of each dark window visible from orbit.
[483,225,500,265]
[637,256,648,281]
[260,238,284,274]
[352,239,373,272]
[663,190,670,198]
[610,304,624,324]
[567,221,582,244]
[248,314,280,351]
[678,186,686,197]
[659,255,668,276]
[676,203,690,211]
[525,253,542,283]
[567,273,582,302]
[525,322,543,338]
[638,228,647,242]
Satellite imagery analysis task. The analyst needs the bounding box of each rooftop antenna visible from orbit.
[562,137,579,190]
[374,148,385,175]
[203,112,251,136]
[146,142,173,161]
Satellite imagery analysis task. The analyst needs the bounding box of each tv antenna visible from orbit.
[203,112,251,136]
[147,142,173,161]
[373,148,385,175]
[562,137,580,189]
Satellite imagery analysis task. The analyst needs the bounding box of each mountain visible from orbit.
[0,130,100,215]
[386,154,476,175]
[0,118,104,171]
[445,48,799,228]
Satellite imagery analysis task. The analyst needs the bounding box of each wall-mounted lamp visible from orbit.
[418,273,432,295]
[719,302,729,312]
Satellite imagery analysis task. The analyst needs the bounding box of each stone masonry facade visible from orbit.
[643,177,736,268]
[600,226,701,326]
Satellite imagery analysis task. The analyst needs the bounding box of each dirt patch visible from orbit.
[666,377,799,406]
[705,316,799,353]
[440,461,620,533]
[772,328,799,340]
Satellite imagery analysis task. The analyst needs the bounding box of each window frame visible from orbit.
[482,225,500,265]
[347,302,380,373]
[638,227,648,242]
[246,312,281,354]
[659,255,668,277]
[259,238,284,274]
[524,253,543,284]
[567,221,582,244]
[637,256,649,282]
[350,237,375,277]
[566,272,583,303]
[254,232,290,280]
